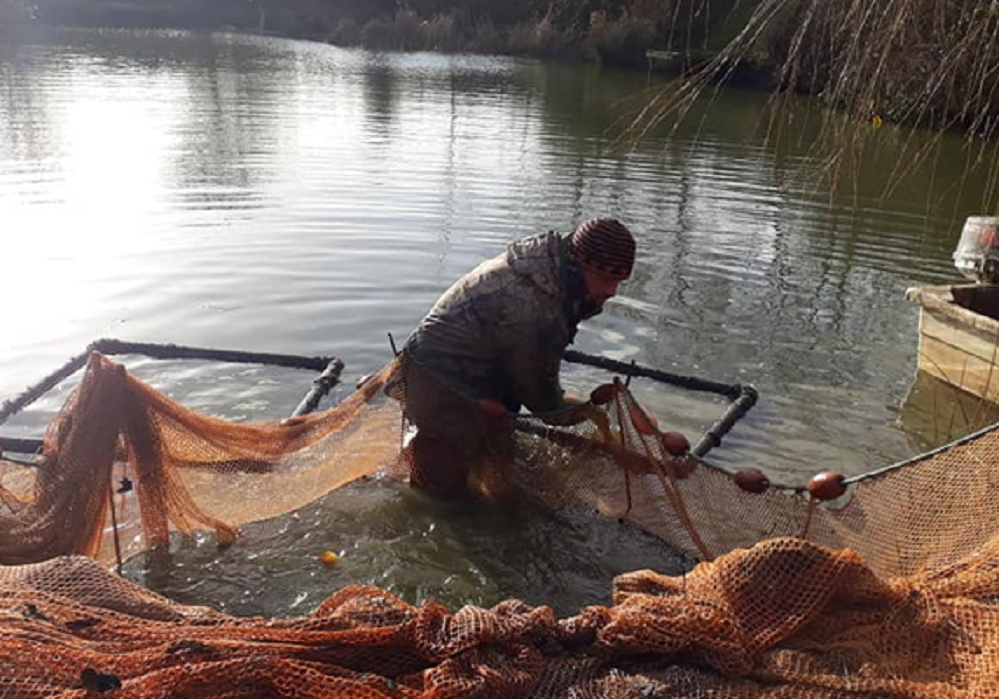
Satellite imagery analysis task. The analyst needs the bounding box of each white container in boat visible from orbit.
[954,216,999,283]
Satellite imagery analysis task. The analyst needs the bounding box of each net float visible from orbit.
[589,383,618,405]
[660,431,690,456]
[319,550,340,566]
[734,468,770,494]
[476,398,509,418]
[628,402,659,435]
[808,471,847,501]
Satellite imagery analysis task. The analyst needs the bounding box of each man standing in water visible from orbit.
[401,217,637,497]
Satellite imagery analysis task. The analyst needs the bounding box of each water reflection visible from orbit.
[899,370,999,452]
[360,56,399,132]
[168,38,278,212]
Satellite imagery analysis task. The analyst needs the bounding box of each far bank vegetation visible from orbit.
[3,0,744,69]
[6,0,999,140]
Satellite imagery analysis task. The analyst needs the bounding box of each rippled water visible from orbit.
[0,28,989,615]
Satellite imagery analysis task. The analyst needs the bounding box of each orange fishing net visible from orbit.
[1,352,999,697]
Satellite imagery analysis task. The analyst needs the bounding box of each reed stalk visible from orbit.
[633,0,999,211]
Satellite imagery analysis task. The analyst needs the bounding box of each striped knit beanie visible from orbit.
[569,218,636,279]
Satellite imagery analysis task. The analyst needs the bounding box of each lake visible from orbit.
[0,28,988,616]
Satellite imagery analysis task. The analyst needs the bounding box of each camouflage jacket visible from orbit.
[404,231,584,413]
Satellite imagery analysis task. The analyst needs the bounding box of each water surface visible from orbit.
[0,28,988,615]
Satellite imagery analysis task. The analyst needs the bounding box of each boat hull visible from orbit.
[906,284,999,404]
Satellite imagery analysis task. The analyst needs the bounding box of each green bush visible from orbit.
[506,17,580,59]
[507,20,541,56]
[422,14,457,52]
[360,17,397,50]
[331,17,361,46]
[468,19,503,54]
[393,9,422,50]
[591,15,660,69]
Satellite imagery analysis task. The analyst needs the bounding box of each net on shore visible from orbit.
[1,352,997,698]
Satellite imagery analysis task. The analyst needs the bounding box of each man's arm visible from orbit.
[501,324,566,414]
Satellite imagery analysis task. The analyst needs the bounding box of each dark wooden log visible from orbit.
[291,359,345,417]
[563,349,742,398]
[1,339,344,464]
[691,384,759,458]
[563,349,758,459]
[0,436,43,454]
[90,338,334,372]
[0,349,91,427]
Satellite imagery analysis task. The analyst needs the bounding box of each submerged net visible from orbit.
[1,352,999,697]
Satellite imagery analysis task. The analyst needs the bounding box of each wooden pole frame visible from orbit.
[0,338,344,460]
[1,341,756,462]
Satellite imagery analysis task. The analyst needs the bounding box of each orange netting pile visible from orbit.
[1,352,998,698]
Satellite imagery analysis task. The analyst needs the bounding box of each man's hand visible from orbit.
[538,394,614,442]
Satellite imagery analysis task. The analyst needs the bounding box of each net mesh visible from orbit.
[1,351,998,697]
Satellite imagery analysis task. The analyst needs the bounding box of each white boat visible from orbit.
[906,217,999,404]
